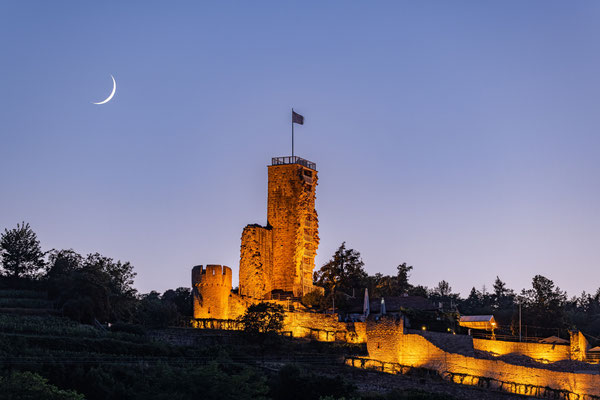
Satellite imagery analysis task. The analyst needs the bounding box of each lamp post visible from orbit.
[519,302,522,342]
[516,295,523,342]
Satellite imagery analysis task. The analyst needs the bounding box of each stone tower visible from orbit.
[192,264,233,319]
[239,156,320,299]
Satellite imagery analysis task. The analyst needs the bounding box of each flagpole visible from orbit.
[291,108,294,158]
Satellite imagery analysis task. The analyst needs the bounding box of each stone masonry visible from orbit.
[192,264,233,319]
[239,160,320,299]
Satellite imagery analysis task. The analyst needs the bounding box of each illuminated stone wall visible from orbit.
[473,338,570,362]
[227,293,251,320]
[236,162,320,300]
[267,164,319,297]
[360,318,600,398]
[283,311,366,343]
[192,265,233,319]
[366,317,404,362]
[570,330,590,361]
[239,225,273,299]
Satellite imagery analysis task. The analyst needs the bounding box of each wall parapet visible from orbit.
[345,355,600,400]
[363,318,600,399]
[473,338,570,363]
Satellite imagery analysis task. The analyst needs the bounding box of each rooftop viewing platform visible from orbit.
[271,156,316,170]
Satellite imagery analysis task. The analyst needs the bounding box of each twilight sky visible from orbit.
[1,1,599,297]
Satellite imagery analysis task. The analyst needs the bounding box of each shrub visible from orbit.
[238,302,285,334]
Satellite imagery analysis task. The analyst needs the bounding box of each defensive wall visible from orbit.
[283,312,366,343]
[347,316,600,399]
[239,225,273,299]
[473,337,570,363]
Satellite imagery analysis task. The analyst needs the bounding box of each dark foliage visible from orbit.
[161,287,193,316]
[46,250,138,324]
[314,242,368,298]
[238,302,285,334]
[0,371,84,400]
[0,222,46,279]
[269,364,356,400]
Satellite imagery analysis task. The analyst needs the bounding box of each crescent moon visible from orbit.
[93,75,116,105]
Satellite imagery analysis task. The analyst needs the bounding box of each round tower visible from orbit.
[192,264,232,319]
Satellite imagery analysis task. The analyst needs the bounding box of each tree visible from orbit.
[407,284,429,297]
[301,289,325,310]
[162,287,192,316]
[0,222,45,278]
[47,249,83,278]
[492,276,514,310]
[314,242,367,296]
[460,287,482,314]
[46,249,138,323]
[520,274,567,333]
[84,252,137,299]
[0,371,84,400]
[238,302,284,334]
[396,262,413,294]
[433,280,452,297]
[135,293,179,328]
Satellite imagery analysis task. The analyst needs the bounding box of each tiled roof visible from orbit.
[459,315,494,323]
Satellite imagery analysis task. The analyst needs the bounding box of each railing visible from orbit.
[272,156,316,170]
[470,331,564,344]
[586,353,600,363]
[188,318,242,330]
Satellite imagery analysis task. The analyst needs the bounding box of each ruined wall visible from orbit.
[227,292,251,320]
[366,317,404,362]
[267,164,319,297]
[360,318,600,398]
[570,330,590,361]
[473,338,570,363]
[192,265,233,319]
[239,225,273,299]
[283,311,366,343]
[191,265,203,318]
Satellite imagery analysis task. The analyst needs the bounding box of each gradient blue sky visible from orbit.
[1,1,599,297]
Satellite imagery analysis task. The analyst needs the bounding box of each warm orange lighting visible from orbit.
[421,326,427,331]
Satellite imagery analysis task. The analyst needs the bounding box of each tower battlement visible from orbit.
[271,156,316,170]
[191,265,232,319]
[192,264,232,287]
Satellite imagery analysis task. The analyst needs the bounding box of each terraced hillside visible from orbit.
[0,289,532,400]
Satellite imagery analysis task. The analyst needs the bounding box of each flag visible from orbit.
[292,110,304,125]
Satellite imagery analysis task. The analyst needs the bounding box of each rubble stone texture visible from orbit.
[239,162,320,299]
[239,225,273,299]
[360,317,600,398]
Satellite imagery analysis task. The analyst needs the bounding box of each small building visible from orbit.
[459,315,497,331]
[344,290,438,322]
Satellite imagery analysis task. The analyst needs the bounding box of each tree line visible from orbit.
[2,222,599,340]
[0,222,191,328]
[309,242,600,339]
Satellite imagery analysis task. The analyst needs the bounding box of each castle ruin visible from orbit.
[190,155,600,399]
[192,156,321,319]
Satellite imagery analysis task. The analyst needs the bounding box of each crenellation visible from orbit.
[191,264,233,319]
